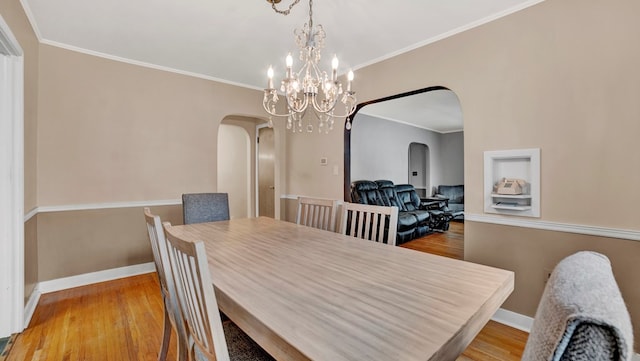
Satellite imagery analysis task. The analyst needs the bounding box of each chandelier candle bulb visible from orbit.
[286,53,293,78]
[267,66,274,89]
[262,0,357,133]
[331,55,339,81]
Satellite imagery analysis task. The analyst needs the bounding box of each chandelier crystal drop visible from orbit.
[263,0,356,133]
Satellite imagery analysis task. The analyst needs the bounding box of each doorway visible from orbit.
[0,15,25,336]
[217,124,251,218]
[257,126,275,218]
[408,142,430,198]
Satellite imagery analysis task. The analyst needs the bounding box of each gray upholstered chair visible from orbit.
[182,193,230,225]
[522,251,633,361]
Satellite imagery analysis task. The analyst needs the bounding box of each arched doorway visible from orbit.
[345,87,463,200]
[408,142,430,197]
[217,123,251,219]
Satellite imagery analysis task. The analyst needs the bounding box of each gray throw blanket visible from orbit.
[521,251,634,361]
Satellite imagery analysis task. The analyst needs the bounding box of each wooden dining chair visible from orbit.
[340,202,399,246]
[295,196,338,232]
[162,222,274,361]
[182,193,230,224]
[143,208,189,361]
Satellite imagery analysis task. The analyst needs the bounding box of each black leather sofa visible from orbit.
[350,180,432,245]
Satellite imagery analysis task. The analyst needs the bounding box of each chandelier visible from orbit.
[263,0,357,133]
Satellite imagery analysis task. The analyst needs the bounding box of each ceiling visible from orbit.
[21,0,541,131]
[358,90,463,133]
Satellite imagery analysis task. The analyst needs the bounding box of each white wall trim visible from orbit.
[23,283,40,329]
[23,199,182,222]
[0,13,25,338]
[491,308,534,332]
[466,213,640,242]
[37,262,155,294]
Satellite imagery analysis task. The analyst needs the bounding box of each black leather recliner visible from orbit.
[393,184,431,238]
[374,180,423,244]
[350,180,434,244]
[435,184,464,220]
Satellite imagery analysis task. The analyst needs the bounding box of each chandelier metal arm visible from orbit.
[263,0,357,133]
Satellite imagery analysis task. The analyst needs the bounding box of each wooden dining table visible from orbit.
[170,217,514,361]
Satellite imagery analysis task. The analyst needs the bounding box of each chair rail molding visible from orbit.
[0,13,25,337]
[466,213,640,242]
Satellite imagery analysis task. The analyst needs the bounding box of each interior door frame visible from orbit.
[255,123,276,218]
[0,14,25,336]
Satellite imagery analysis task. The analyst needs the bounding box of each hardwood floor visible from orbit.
[5,221,528,361]
[402,221,529,360]
[5,274,176,361]
[401,220,465,259]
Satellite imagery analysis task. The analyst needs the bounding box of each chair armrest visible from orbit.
[420,197,449,210]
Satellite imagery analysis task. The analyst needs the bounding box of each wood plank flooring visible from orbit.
[5,221,528,361]
[402,221,528,360]
[5,274,176,361]
[401,221,465,259]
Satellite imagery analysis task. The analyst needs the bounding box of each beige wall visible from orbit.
[4,0,639,351]
[350,0,640,229]
[466,222,640,341]
[23,217,37,302]
[288,0,639,349]
[37,205,182,281]
[37,44,265,206]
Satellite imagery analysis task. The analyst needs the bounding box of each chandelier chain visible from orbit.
[271,0,301,15]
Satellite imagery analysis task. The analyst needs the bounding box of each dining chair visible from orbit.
[143,208,189,361]
[162,222,274,361]
[521,251,633,361]
[295,196,338,232]
[340,202,399,246]
[182,193,230,224]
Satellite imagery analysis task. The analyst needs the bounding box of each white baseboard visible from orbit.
[23,283,40,329]
[635,353,640,361]
[38,262,155,294]
[491,308,534,332]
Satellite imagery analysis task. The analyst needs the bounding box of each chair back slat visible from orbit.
[163,222,230,361]
[340,202,398,245]
[296,197,338,232]
[143,208,189,360]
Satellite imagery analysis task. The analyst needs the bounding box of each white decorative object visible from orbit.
[263,0,357,133]
[484,148,540,217]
